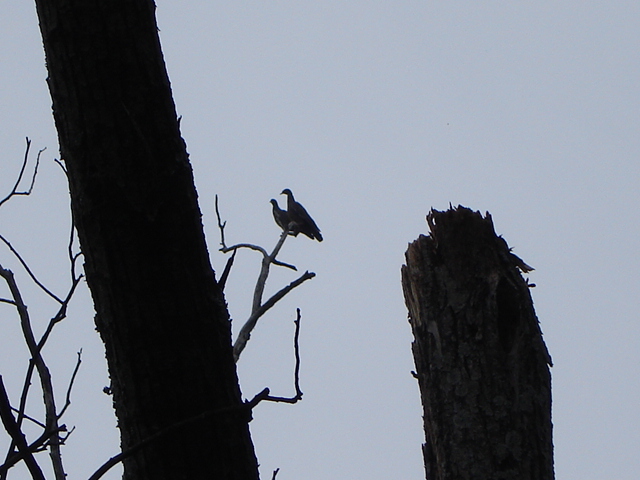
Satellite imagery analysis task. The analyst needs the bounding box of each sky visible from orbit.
[1,1,639,479]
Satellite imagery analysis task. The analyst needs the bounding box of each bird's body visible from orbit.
[270,199,299,236]
[281,189,323,242]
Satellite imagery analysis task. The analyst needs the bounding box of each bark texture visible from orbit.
[401,206,553,480]
[33,1,259,478]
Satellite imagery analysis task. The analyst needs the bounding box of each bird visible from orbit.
[270,199,299,236]
[281,188,323,242]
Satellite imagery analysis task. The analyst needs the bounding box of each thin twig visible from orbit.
[8,409,45,429]
[215,194,227,249]
[54,156,84,285]
[24,147,44,197]
[272,468,280,480]
[53,158,67,175]
[293,309,303,399]
[0,138,31,208]
[0,234,63,304]
[260,309,303,404]
[37,274,82,350]
[57,350,82,420]
[0,138,42,209]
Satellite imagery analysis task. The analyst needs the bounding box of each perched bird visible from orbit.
[270,199,299,236]
[281,188,323,242]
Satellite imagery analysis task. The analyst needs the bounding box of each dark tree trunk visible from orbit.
[401,206,553,480]
[33,1,259,479]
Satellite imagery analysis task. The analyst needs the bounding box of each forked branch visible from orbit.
[0,138,44,209]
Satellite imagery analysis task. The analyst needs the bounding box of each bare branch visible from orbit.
[0,425,66,475]
[53,158,67,175]
[4,270,82,478]
[215,194,228,249]
[0,375,46,480]
[54,155,84,285]
[257,272,315,319]
[272,468,280,480]
[257,309,303,404]
[9,409,45,429]
[218,249,236,291]
[57,350,82,420]
[222,242,267,256]
[0,138,43,209]
[250,230,287,314]
[0,234,63,304]
[292,308,303,399]
[0,266,66,479]
[233,271,314,362]
[0,137,31,208]
[24,147,44,197]
[0,148,78,479]
[37,273,83,350]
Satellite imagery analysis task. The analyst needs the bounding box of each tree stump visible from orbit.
[401,206,553,480]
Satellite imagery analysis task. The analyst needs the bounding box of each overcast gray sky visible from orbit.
[1,2,639,479]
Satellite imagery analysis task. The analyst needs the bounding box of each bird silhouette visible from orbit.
[270,199,299,236]
[281,189,323,242]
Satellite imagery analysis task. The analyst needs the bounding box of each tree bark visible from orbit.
[401,206,553,480]
[33,1,259,478]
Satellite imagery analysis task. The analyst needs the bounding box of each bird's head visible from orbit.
[269,199,279,207]
[281,188,293,197]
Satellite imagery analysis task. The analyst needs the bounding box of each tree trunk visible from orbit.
[33,1,259,478]
[401,206,553,480]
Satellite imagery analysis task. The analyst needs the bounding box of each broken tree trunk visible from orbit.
[401,206,553,480]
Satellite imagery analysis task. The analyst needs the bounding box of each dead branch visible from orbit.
[8,409,45,429]
[0,425,66,476]
[0,266,66,479]
[256,309,303,404]
[0,376,45,480]
[233,272,314,361]
[215,195,295,269]
[218,249,237,291]
[57,350,82,420]
[0,138,44,210]
[0,234,63,304]
[0,150,83,480]
[214,194,227,248]
[3,254,82,478]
